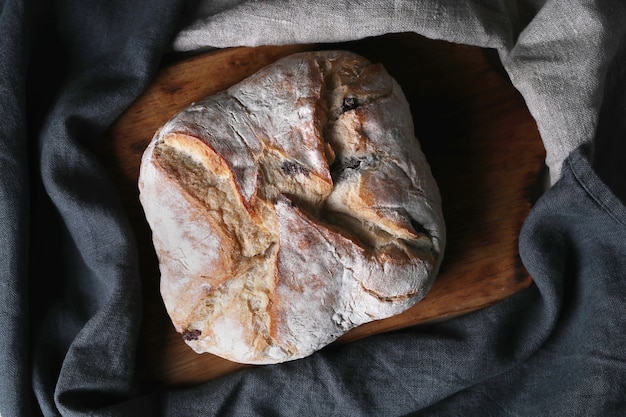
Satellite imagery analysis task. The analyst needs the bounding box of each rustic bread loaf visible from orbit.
[138,50,445,364]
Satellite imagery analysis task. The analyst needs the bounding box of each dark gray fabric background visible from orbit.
[1,0,625,415]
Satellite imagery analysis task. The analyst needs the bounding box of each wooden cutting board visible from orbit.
[100,32,546,387]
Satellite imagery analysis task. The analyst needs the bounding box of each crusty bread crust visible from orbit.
[138,50,445,364]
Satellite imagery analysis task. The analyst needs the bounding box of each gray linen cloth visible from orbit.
[174,0,626,183]
[2,0,626,416]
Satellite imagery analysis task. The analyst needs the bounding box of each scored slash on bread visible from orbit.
[138,50,445,364]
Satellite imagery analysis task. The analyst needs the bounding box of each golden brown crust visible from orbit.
[138,50,445,364]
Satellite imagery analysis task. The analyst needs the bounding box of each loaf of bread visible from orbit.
[138,50,445,364]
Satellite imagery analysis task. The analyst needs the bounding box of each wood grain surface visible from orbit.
[99,32,546,387]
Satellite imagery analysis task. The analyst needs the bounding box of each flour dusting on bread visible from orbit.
[138,50,445,364]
